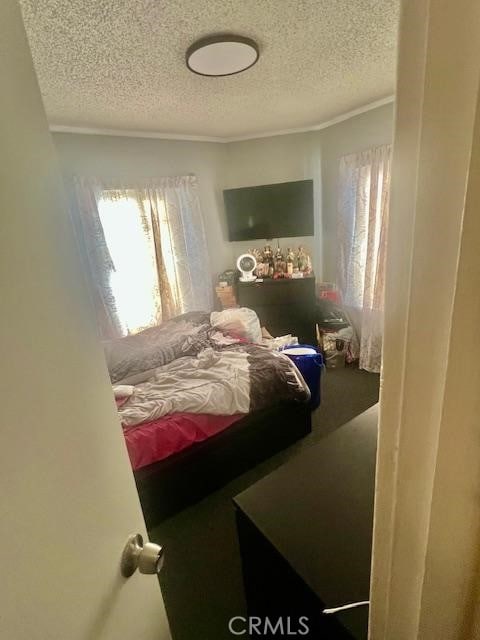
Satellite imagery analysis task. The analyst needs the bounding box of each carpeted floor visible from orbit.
[150,365,380,640]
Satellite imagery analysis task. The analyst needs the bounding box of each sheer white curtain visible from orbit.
[337,144,391,373]
[73,175,213,338]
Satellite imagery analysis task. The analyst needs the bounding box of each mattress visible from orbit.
[123,412,245,470]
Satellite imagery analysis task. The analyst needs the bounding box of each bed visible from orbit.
[105,311,313,527]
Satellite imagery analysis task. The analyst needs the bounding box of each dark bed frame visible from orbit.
[133,402,312,529]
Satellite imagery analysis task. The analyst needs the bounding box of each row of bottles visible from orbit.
[250,244,313,279]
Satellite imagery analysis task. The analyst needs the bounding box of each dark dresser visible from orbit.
[236,276,316,345]
[234,405,378,639]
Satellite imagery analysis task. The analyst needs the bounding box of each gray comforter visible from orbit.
[105,313,310,426]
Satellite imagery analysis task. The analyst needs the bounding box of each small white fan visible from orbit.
[236,253,257,282]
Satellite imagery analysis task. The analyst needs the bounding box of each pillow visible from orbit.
[103,322,180,384]
[115,368,158,386]
[210,307,262,344]
[103,315,210,383]
[112,385,135,399]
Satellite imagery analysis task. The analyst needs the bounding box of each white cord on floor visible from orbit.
[323,601,370,615]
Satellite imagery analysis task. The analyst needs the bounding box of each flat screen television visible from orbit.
[223,179,314,241]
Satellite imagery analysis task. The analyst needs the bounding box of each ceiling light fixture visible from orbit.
[186,35,259,77]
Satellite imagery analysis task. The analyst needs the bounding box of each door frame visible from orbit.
[370,0,480,637]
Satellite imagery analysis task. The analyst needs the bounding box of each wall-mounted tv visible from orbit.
[223,179,314,241]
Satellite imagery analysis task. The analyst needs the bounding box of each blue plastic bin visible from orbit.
[281,344,324,409]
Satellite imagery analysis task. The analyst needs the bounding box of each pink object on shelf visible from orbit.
[123,412,245,470]
[319,290,341,303]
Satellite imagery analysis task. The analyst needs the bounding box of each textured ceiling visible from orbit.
[20,0,399,139]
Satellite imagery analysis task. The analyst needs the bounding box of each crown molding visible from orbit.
[224,95,395,142]
[49,125,225,143]
[49,95,395,144]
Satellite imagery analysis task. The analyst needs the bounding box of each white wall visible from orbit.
[53,103,394,283]
[223,132,321,274]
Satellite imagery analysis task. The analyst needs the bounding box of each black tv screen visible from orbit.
[223,179,314,241]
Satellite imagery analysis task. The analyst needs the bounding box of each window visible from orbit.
[98,194,162,334]
[74,176,212,339]
[337,145,391,372]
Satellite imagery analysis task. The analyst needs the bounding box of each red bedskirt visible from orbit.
[123,412,245,470]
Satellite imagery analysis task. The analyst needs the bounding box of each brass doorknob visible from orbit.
[120,533,164,578]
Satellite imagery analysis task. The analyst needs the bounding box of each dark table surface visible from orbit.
[234,404,378,638]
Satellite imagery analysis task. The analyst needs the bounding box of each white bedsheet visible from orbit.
[118,348,250,426]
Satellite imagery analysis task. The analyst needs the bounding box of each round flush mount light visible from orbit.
[186,35,259,77]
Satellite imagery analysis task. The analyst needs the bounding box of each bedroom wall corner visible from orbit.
[316,102,394,282]
[222,103,394,283]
